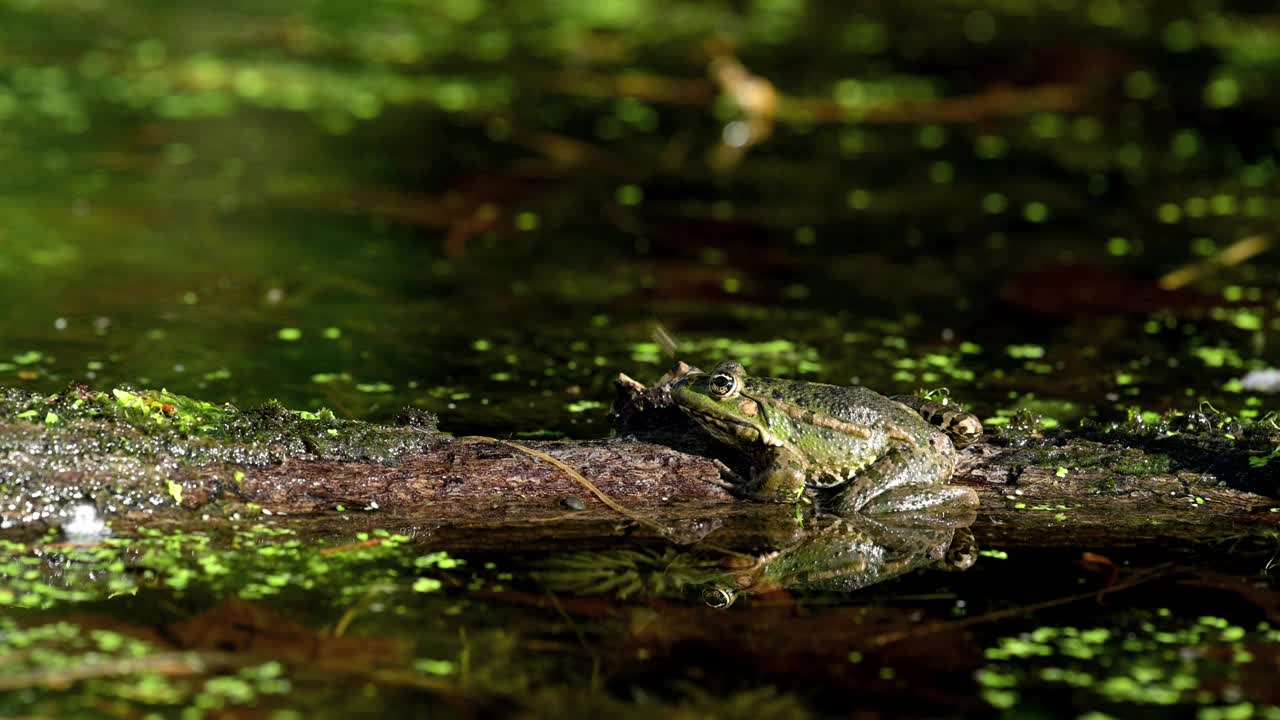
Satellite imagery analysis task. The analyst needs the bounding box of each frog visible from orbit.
[670,360,981,516]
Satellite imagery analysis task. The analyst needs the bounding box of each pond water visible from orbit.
[2,1,1280,717]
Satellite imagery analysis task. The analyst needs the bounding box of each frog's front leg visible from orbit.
[831,437,972,516]
[746,447,808,503]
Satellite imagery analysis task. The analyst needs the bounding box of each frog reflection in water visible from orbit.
[531,504,978,606]
[702,507,979,607]
[671,360,982,516]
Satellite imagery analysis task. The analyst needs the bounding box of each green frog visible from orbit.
[671,360,980,516]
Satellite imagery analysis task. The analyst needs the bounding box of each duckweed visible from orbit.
[0,527,464,610]
[981,616,1280,713]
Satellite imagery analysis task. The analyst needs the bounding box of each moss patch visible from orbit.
[0,385,442,530]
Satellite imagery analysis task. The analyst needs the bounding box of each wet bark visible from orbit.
[1,377,1277,551]
[234,433,1276,551]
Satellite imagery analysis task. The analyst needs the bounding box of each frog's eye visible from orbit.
[702,585,737,608]
[709,371,739,399]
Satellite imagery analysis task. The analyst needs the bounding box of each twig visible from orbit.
[543,589,602,690]
[867,564,1175,648]
[540,69,1086,125]
[460,436,755,560]
[1159,235,1272,290]
[462,436,662,531]
[318,539,384,555]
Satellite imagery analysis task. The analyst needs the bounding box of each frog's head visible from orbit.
[672,360,773,449]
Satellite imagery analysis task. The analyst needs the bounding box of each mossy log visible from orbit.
[1,381,1277,551]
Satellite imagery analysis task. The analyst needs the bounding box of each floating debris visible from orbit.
[1238,368,1280,394]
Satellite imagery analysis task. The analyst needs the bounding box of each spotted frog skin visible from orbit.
[671,360,981,515]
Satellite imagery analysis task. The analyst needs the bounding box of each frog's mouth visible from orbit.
[680,404,778,447]
[683,405,750,433]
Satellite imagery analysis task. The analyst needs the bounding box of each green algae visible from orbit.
[0,384,442,529]
[980,399,1280,497]
[0,526,463,610]
[1003,440,1175,478]
[0,617,294,716]
[979,616,1280,715]
[628,336,825,377]
[0,526,485,718]
[0,384,438,461]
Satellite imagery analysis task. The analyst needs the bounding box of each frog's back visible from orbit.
[748,378,936,443]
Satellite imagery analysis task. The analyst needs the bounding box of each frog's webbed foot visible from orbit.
[711,459,744,483]
[890,395,984,447]
[705,460,772,501]
[704,459,746,493]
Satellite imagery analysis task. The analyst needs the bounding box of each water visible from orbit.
[2,0,1280,716]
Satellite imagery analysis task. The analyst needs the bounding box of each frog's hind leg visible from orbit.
[830,437,973,516]
[861,484,979,517]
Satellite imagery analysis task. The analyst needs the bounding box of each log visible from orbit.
[1,379,1277,553]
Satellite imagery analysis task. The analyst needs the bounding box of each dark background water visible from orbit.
[2,1,1280,717]
[2,0,1277,439]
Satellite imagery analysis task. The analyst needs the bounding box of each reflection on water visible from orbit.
[534,503,978,607]
[724,505,978,601]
